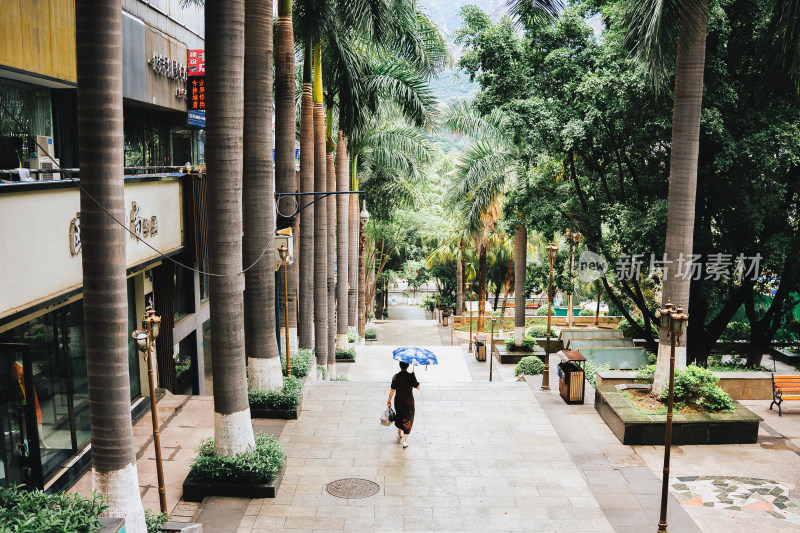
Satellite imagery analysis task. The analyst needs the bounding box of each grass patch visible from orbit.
[248,375,302,412]
[0,486,107,533]
[331,375,349,381]
[189,432,286,485]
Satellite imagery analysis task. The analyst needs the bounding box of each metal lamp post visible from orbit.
[358,203,369,336]
[132,305,167,514]
[565,229,583,327]
[279,243,292,376]
[656,299,689,533]
[541,242,559,391]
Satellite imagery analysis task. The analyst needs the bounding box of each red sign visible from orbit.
[188,49,205,76]
[188,76,205,110]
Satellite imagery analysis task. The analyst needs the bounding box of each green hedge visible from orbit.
[248,375,302,412]
[525,325,556,338]
[189,432,286,485]
[514,356,544,376]
[637,364,734,412]
[364,329,377,340]
[0,486,106,533]
[505,336,537,352]
[282,348,312,378]
[335,348,356,360]
[347,328,360,343]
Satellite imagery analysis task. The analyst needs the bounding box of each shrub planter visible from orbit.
[250,403,302,419]
[594,384,762,445]
[336,356,356,363]
[493,342,544,365]
[595,371,775,400]
[182,463,286,502]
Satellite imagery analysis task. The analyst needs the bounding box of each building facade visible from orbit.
[0,0,210,492]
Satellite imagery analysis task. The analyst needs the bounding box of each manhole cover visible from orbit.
[325,478,380,499]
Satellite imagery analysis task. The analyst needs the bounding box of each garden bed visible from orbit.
[335,348,356,363]
[493,342,544,365]
[595,370,775,400]
[248,376,303,419]
[183,433,286,501]
[594,384,762,445]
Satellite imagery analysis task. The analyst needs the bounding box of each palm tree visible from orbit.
[297,45,315,351]
[313,41,329,368]
[75,1,146,529]
[243,0,282,392]
[622,0,708,395]
[276,0,298,344]
[514,224,527,346]
[326,117,336,372]
[206,0,255,455]
[336,132,350,349]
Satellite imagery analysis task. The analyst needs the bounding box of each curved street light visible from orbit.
[541,242,559,391]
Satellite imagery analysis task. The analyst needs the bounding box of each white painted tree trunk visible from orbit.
[214,410,255,456]
[94,463,147,533]
[248,356,283,392]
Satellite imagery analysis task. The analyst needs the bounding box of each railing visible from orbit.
[0,166,187,181]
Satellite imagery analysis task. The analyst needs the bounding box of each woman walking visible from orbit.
[387,361,420,448]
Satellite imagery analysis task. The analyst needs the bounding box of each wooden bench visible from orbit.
[770,374,800,415]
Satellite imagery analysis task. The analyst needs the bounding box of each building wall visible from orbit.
[0,0,77,84]
[0,178,183,320]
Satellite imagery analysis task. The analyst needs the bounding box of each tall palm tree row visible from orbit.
[298,45,315,351]
[75,1,146,529]
[275,0,298,343]
[243,0,282,392]
[313,41,329,368]
[205,0,255,455]
[336,132,350,348]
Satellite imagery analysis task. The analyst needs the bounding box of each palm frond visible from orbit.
[366,59,437,126]
[507,0,563,29]
[443,101,508,142]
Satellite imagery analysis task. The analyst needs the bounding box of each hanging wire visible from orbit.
[0,100,274,277]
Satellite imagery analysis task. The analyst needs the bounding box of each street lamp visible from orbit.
[565,229,583,327]
[358,203,369,336]
[656,299,689,533]
[469,290,475,353]
[279,243,292,376]
[541,242,559,391]
[132,304,166,514]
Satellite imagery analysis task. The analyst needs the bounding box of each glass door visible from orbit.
[0,344,35,488]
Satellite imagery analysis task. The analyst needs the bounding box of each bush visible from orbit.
[317,364,327,379]
[505,336,537,352]
[146,510,169,533]
[336,348,356,360]
[189,432,286,485]
[282,348,312,378]
[248,375,303,412]
[648,352,657,365]
[0,486,106,533]
[579,306,598,316]
[331,374,349,381]
[719,321,751,342]
[584,360,611,388]
[347,328,360,344]
[514,356,545,376]
[636,364,734,412]
[364,329,377,340]
[525,325,556,338]
[534,305,551,316]
[421,294,435,311]
[618,317,658,339]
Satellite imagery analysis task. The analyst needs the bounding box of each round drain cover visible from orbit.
[325,478,380,499]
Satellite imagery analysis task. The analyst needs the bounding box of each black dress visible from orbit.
[391,370,419,435]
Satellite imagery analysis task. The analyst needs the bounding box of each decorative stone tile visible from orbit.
[672,476,800,525]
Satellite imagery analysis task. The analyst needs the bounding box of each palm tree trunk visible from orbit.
[206,0,255,456]
[243,0,282,392]
[514,225,527,346]
[348,163,358,327]
[358,210,366,336]
[326,118,336,374]
[313,40,328,368]
[76,1,146,529]
[298,44,314,350]
[498,255,514,336]
[336,132,349,348]
[275,0,297,339]
[456,256,463,317]
[652,0,708,397]
[477,243,487,333]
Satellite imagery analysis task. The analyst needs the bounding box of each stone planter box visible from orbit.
[336,356,356,363]
[493,342,545,365]
[99,518,124,533]
[250,403,302,420]
[182,464,286,502]
[365,337,377,342]
[595,384,762,445]
[534,338,563,353]
[595,371,775,400]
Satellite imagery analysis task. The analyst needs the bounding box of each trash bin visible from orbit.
[558,361,585,404]
[474,334,486,361]
[442,312,449,326]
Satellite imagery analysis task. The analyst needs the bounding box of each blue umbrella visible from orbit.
[392,346,439,367]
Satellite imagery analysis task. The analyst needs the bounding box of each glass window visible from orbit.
[127,279,141,400]
[0,81,53,169]
[174,256,195,321]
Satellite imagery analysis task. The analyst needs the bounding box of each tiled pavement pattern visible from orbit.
[672,476,800,525]
[228,381,614,532]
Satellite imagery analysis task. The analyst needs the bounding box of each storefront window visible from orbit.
[0,81,53,169]
[127,279,141,399]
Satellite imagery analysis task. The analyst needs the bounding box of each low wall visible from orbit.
[595,370,774,400]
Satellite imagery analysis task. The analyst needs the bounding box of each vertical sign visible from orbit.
[187,49,205,76]
[188,76,205,110]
